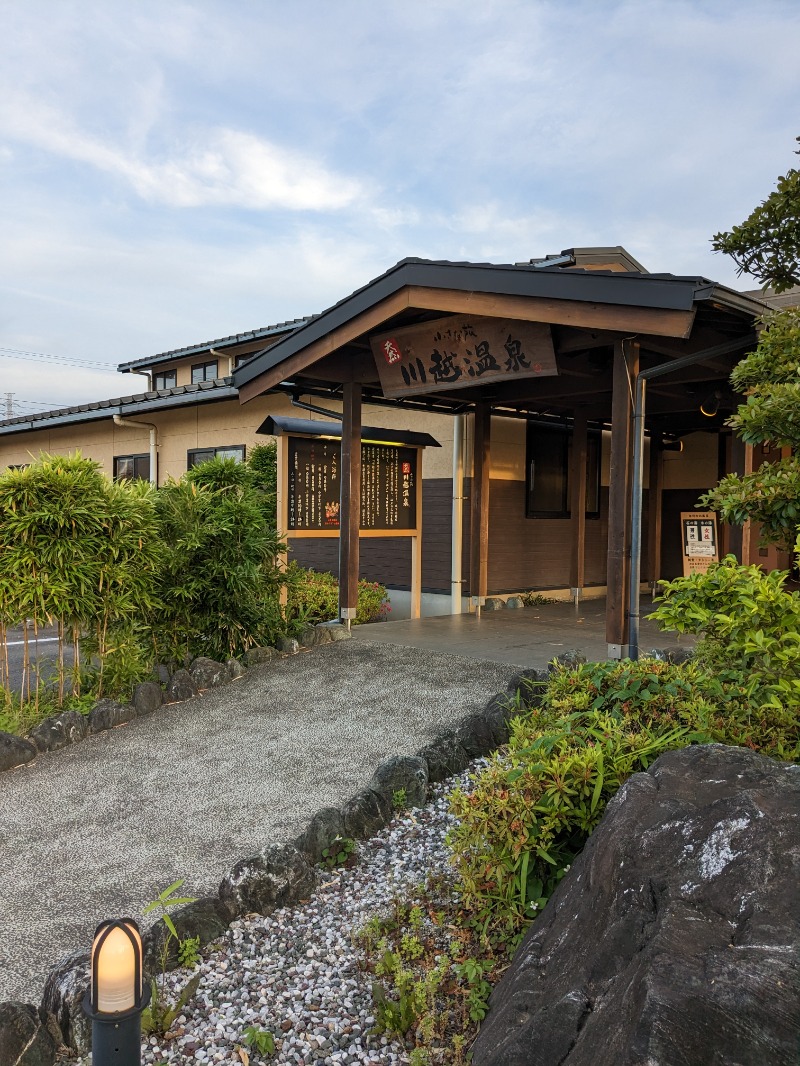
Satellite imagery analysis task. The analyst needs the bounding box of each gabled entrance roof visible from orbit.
[233,256,768,434]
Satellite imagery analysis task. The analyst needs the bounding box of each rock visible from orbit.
[155,663,171,685]
[294,807,346,865]
[483,597,505,611]
[313,625,334,645]
[132,681,163,715]
[0,1001,59,1066]
[243,646,282,667]
[549,648,587,671]
[367,756,429,809]
[659,644,695,664]
[297,626,326,648]
[318,622,351,642]
[278,637,301,655]
[416,732,471,783]
[455,713,497,758]
[226,657,245,680]
[143,896,235,973]
[481,692,524,747]
[27,710,87,753]
[219,844,316,916]
[88,698,136,733]
[505,669,546,709]
[189,656,229,689]
[505,596,525,609]
[0,732,37,772]
[472,744,800,1066]
[40,950,91,1054]
[165,669,199,703]
[341,788,392,839]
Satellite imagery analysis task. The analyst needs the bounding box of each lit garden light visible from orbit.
[83,919,150,1064]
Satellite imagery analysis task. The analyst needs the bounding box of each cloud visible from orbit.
[0,93,365,212]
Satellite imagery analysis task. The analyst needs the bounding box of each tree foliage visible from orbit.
[712,137,800,293]
[701,309,800,554]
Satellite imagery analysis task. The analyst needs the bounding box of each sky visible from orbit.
[1,0,798,415]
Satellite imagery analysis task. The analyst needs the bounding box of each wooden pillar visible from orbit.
[569,412,588,598]
[469,403,491,608]
[605,338,639,655]
[338,382,362,625]
[646,432,663,586]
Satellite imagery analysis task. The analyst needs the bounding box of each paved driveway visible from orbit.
[0,640,519,1004]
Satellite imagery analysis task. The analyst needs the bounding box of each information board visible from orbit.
[681,511,719,576]
[287,436,418,532]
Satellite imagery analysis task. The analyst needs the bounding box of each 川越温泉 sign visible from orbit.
[287,436,418,532]
[370,313,558,398]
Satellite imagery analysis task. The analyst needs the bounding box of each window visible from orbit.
[191,360,218,383]
[233,354,252,369]
[154,369,177,390]
[525,422,600,519]
[187,445,245,469]
[114,454,151,481]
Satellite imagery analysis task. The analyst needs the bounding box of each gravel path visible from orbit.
[0,641,519,1004]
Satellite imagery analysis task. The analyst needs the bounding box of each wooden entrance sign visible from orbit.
[680,511,719,576]
[370,313,557,399]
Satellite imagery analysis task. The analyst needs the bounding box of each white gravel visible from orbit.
[71,765,484,1066]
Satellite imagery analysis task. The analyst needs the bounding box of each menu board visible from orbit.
[287,436,418,532]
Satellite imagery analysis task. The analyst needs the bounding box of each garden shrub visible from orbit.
[448,654,799,941]
[284,562,390,626]
[153,459,285,664]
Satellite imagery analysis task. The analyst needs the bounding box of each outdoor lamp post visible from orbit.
[83,919,150,1065]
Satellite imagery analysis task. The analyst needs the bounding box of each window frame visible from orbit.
[154,369,177,390]
[187,445,246,469]
[525,421,601,520]
[113,453,151,482]
[191,359,218,384]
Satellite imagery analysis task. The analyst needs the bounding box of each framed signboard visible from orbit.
[286,436,419,534]
[681,511,719,576]
[370,313,557,399]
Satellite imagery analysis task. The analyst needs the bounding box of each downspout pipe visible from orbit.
[113,414,158,486]
[628,334,757,660]
[451,414,465,614]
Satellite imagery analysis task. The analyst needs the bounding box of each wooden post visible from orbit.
[569,412,588,600]
[469,403,491,611]
[605,338,639,655]
[741,443,754,565]
[410,446,423,619]
[276,434,289,608]
[338,383,362,626]
[646,432,663,587]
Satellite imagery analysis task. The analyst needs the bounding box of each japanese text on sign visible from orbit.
[287,437,418,532]
[371,313,557,398]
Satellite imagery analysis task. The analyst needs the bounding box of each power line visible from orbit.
[0,346,118,372]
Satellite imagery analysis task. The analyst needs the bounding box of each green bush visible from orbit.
[650,555,800,713]
[448,654,799,940]
[284,562,390,626]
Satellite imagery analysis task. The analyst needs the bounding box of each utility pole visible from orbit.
[5,392,13,418]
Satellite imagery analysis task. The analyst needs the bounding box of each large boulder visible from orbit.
[165,669,199,703]
[189,656,229,690]
[27,710,88,753]
[88,699,136,733]
[219,844,316,916]
[243,646,282,667]
[132,681,163,715]
[0,1001,59,1065]
[143,895,235,973]
[0,731,37,771]
[40,950,91,1054]
[341,788,392,839]
[294,807,346,865]
[416,731,471,783]
[473,744,800,1066]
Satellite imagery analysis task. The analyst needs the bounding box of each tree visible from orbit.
[711,137,800,293]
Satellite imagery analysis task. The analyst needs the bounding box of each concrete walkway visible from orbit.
[0,641,518,1004]
[352,596,692,667]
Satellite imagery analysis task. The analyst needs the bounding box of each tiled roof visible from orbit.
[0,377,237,436]
[117,318,310,372]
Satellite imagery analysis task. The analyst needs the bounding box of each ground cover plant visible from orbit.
[284,561,390,627]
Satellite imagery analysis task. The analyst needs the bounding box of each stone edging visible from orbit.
[0,623,350,776]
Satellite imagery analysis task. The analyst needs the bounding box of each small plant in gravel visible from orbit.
[392,787,408,811]
[241,1023,276,1057]
[141,879,202,1036]
[320,834,357,868]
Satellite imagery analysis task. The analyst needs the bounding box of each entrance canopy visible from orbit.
[234,254,768,655]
